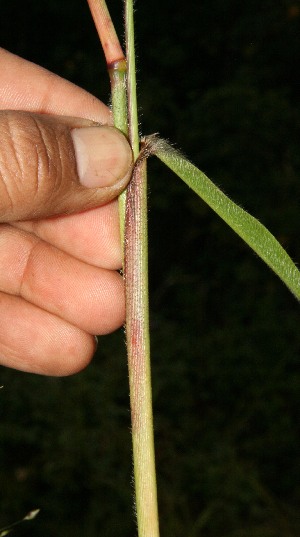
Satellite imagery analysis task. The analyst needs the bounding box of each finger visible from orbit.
[0,226,125,334]
[0,292,96,376]
[13,201,122,270]
[0,110,132,221]
[0,48,110,122]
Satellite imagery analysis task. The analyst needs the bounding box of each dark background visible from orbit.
[0,1,300,536]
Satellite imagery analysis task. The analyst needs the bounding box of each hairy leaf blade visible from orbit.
[148,137,300,300]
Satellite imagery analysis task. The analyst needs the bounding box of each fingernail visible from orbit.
[71,126,132,188]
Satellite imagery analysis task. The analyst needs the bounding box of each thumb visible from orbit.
[0,110,133,222]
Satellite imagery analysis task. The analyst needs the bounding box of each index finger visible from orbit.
[0,48,111,123]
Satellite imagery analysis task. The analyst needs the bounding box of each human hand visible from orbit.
[0,48,132,376]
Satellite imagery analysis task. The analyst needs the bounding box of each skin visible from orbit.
[0,48,130,376]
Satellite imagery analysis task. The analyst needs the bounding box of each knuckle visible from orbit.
[0,111,74,220]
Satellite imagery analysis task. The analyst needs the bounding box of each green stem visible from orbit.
[86,0,129,243]
[108,58,128,244]
[125,0,140,158]
[87,2,160,534]
[125,158,160,537]
[108,59,128,136]
[124,2,160,536]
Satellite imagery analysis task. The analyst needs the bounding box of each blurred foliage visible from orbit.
[0,0,300,536]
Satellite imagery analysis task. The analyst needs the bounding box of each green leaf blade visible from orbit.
[152,138,300,300]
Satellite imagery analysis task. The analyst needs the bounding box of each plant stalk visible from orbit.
[86,0,124,64]
[86,0,128,241]
[87,2,160,535]
[125,0,140,158]
[124,1,160,536]
[108,57,128,243]
[125,157,160,537]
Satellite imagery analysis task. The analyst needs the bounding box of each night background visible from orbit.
[0,1,300,536]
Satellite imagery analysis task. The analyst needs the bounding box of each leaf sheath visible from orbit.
[125,158,160,537]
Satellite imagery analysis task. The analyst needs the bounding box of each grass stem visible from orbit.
[108,58,128,243]
[87,0,128,242]
[125,0,140,158]
[86,0,124,64]
[87,2,160,535]
[124,2,160,536]
[125,158,160,537]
